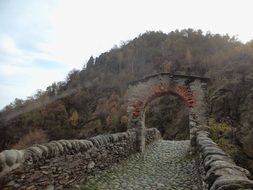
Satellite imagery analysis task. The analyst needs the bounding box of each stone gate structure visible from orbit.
[127,72,209,152]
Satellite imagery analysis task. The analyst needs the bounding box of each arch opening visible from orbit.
[129,83,195,129]
[145,94,190,140]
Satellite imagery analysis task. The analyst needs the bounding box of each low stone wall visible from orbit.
[0,128,161,190]
[195,130,253,190]
[145,127,161,144]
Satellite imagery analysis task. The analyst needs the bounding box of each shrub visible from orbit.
[120,115,128,125]
[209,118,238,157]
[12,128,48,149]
[69,110,79,126]
[106,114,120,128]
[209,118,232,141]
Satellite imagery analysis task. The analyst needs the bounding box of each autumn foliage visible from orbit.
[1,29,253,174]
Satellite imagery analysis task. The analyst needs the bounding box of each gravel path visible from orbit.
[81,140,202,190]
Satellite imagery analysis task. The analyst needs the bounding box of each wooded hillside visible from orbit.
[1,29,253,175]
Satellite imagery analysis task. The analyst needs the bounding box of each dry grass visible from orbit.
[13,128,48,149]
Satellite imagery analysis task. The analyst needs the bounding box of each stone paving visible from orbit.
[80,140,202,190]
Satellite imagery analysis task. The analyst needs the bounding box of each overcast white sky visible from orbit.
[0,0,253,109]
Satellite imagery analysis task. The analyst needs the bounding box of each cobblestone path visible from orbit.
[81,140,202,190]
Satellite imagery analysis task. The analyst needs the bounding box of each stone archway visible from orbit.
[127,73,209,152]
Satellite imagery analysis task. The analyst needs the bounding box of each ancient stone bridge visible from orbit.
[0,73,253,190]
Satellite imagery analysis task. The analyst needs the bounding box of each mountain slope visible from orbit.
[1,29,253,175]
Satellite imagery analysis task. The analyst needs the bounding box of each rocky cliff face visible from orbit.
[207,80,253,175]
[237,94,253,176]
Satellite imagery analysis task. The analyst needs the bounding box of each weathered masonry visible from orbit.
[127,72,209,152]
[0,128,160,189]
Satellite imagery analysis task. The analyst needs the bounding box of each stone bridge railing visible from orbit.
[194,129,253,190]
[0,128,161,189]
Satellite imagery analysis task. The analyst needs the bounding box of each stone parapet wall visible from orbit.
[188,79,253,189]
[145,127,162,144]
[0,128,161,189]
[195,130,253,190]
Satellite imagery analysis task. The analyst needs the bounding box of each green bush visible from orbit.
[209,118,238,158]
